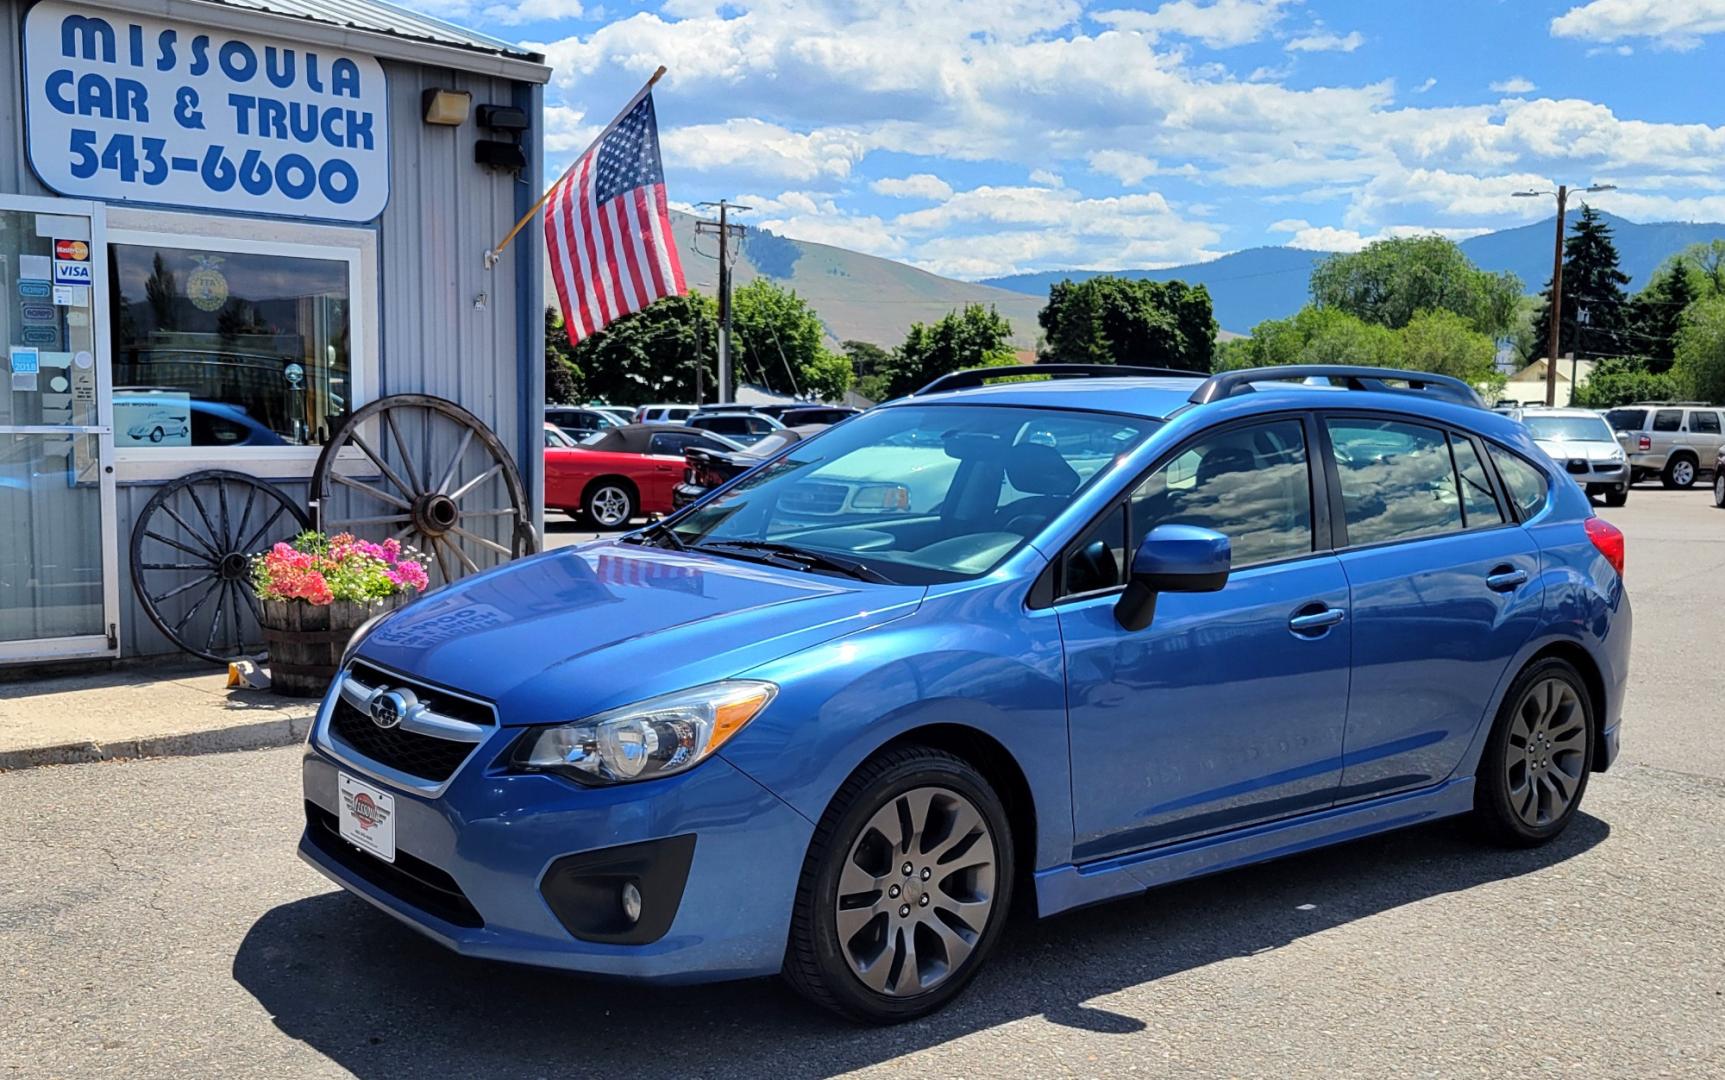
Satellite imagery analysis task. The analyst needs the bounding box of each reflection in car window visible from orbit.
[1065,504,1127,594]
[1130,419,1313,567]
[1490,446,1549,519]
[1691,411,1721,434]
[1452,437,1505,528]
[1654,410,1683,432]
[1605,408,1646,432]
[1327,419,1462,546]
[668,405,1156,584]
[1523,415,1616,442]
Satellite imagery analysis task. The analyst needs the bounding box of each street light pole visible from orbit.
[1544,185,1569,407]
[1513,183,1617,407]
[694,200,750,404]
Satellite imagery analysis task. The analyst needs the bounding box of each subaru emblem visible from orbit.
[370,689,411,729]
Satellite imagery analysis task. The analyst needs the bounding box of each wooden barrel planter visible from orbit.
[261,594,409,697]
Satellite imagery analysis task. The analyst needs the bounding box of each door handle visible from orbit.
[1289,606,1346,634]
[1486,567,1528,592]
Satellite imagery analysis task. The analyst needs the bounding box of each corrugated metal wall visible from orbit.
[1,0,545,658]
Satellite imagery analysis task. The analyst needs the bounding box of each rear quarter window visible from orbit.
[1489,444,1549,519]
[1605,408,1645,432]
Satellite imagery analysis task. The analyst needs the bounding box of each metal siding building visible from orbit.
[0,0,548,661]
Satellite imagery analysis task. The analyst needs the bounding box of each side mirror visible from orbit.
[1114,525,1231,632]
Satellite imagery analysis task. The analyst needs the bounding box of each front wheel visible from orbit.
[1663,456,1697,489]
[1473,659,1594,848]
[1714,471,1725,507]
[783,747,1014,1024]
[1603,488,1628,508]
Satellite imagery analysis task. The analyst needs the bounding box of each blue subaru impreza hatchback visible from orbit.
[300,364,1630,1023]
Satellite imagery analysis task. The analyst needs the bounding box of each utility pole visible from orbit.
[694,200,750,403]
[1514,182,1616,407]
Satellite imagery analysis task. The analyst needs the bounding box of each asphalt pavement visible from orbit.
[3,489,1722,1079]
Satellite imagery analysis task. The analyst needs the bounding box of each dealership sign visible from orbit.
[23,1,389,222]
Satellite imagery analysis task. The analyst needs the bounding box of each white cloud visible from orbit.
[484,0,583,25]
[1286,30,1364,53]
[1029,168,1065,187]
[1415,77,1438,93]
[1551,0,1725,50]
[1087,149,1161,185]
[1489,76,1538,94]
[1094,0,1295,48]
[660,119,874,181]
[871,174,955,200]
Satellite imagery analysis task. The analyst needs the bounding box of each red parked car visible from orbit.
[545,423,743,528]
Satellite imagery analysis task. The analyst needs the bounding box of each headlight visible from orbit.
[513,681,777,785]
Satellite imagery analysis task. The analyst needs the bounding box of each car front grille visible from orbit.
[781,481,848,515]
[325,661,495,784]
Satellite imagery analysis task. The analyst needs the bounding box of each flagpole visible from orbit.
[483,64,667,270]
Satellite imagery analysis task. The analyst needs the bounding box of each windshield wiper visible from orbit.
[691,540,893,584]
[623,520,686,550]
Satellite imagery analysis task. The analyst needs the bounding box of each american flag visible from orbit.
[545,93,686,342]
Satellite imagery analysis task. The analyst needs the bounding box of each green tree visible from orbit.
[1660,239,1725,299]
[1529,205,1632,361]
[1629,267,1698,373]
[730,279,850,400]
[843,339,892,402]
[1673,295,1725,403]
[567,292,716,406]
[1571,357,1682,409]
[1397,309,1504,393]
[1309,235,1522,337]
[882,304,1017,399]
[1227,306,1399,369]
[1038,276,1217,371]
[544,308,583,404]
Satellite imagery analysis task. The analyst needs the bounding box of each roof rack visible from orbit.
[1188,365,1486,409]
[912,363,1200,397]
[1625,400,1709,406]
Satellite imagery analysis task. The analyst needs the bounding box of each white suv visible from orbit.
[632,403,697,425]
[1606,402,1724,489]
[1507,407,1631,506]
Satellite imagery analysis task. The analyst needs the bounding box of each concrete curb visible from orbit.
[0,713,314,772]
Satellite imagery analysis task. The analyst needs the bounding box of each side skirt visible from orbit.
[1034,777,1476,917]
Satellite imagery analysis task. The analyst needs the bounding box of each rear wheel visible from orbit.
[1663,455,1698,489]
[1473,659,1594,848]
[783,747,1013,1024]
[584,481,636,529]
[1714,472,1725,507]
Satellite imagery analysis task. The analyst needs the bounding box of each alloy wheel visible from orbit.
[590,486,632,527]
[1504,678,1588,828]
[1673,459,1696,487]
[835,786,997,997]
[1714,472,1724,507]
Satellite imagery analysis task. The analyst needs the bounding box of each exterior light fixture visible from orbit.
[422,89,472,126]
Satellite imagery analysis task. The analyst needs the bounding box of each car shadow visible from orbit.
[234,813,1608,1079]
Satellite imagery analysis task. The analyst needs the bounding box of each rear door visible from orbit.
[1686,409,1722,469]
[1651,408,1684,466]
[1321,414,1543,800]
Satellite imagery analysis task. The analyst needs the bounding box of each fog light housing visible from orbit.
[539,835,695,944]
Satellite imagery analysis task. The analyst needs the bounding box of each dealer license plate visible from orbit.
[338,772,396,864]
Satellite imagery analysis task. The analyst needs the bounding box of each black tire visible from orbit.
[783,746,1014,1024]
[582,479,637,530]
[1603,488,1628,508]
[1662,455,1698,489]
[1713,471,1725,508]
[149,426,164,443]
[1473,658,1594,848]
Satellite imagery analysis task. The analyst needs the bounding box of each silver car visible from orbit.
[1606,402,1724,489]
[1509,407,1631,506]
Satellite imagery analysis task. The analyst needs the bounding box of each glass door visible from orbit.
[0,196,118,661]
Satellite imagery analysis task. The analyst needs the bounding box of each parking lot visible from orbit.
[3,488,1721,1079]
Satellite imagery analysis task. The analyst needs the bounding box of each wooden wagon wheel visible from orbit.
[130,470,311,664]
[310,394,536,589]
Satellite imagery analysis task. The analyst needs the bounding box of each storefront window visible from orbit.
[108,244,351,449]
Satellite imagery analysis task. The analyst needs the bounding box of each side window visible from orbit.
[1451,436,1505,528]
[1128,419,1314,568]
[1605,408,1646,432]
[1689,411,1721,434]
[648,433,691,455]
[1064,504,1127,595]
[1326,418,1461,546]
[1489,444,1549,519]
[1654,409,1683,432]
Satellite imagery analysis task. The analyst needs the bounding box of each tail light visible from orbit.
[1637,434,1651,451]
[1584,516,1625,578]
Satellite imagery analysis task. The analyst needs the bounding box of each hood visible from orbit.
[354,543,924,724]
[1533,437,1622,462]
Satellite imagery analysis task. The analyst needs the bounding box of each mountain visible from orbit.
[981,212,1725,334]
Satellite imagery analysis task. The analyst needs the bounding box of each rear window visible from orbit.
[1489,445,1549,519]
[1690,411,1721,434]
[1605,408,1645,432]
[1654,410,1683,432]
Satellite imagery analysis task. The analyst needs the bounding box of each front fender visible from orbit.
[720,579,1073,872]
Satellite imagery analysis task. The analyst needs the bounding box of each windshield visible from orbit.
[667,404,1158,584]
[1524,415,1615,443]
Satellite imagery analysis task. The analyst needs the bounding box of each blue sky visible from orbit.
[404,0,1725,279]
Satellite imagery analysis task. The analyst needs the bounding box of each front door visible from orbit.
[1058,416,1350,861]
[0,196,118,661]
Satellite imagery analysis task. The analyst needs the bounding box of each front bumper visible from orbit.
[299,694,814,983]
